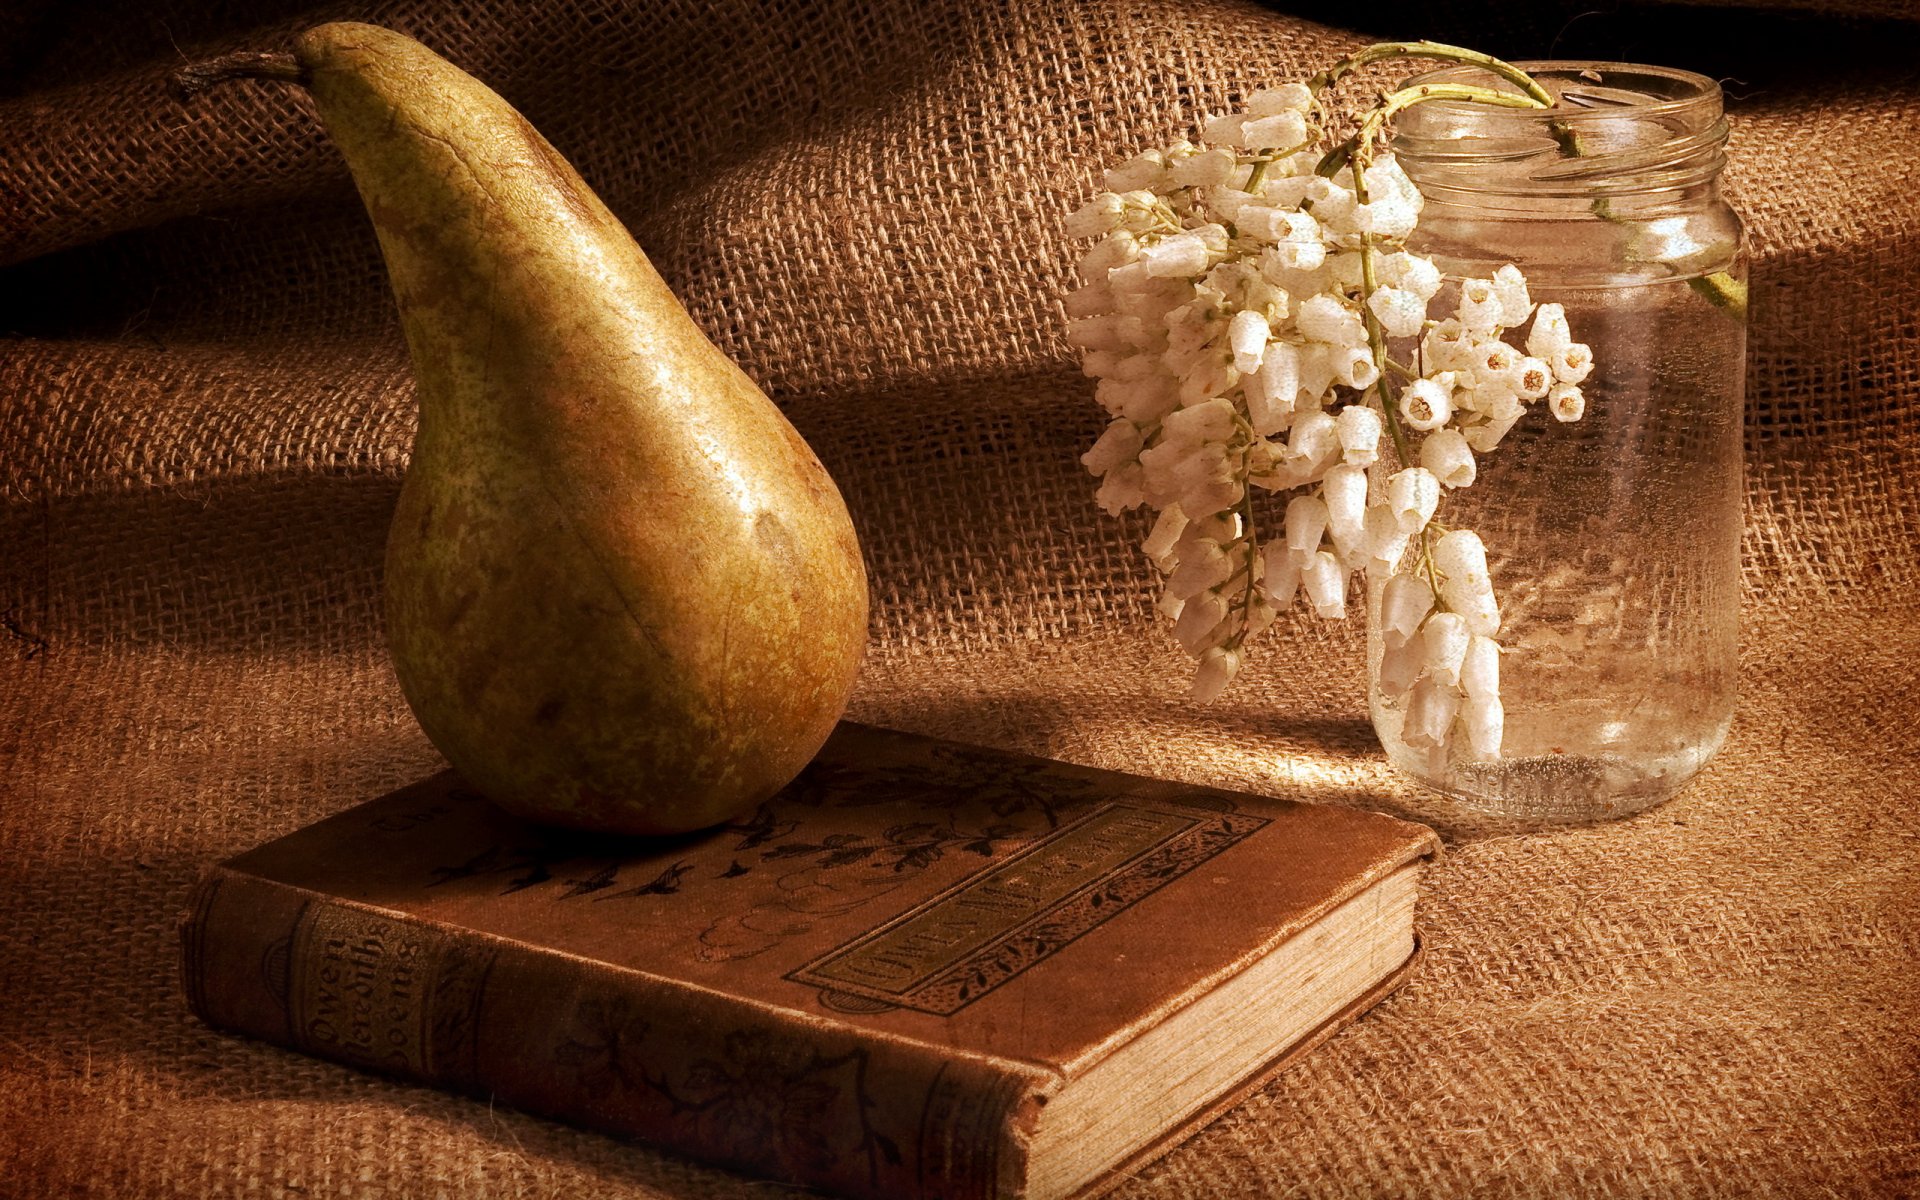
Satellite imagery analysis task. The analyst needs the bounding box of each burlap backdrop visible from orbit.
[2,0,1916,1196]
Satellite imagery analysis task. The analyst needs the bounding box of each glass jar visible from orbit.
[1371,62,1745,823]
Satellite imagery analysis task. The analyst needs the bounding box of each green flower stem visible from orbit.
[1690,272,1748,317]
[1316,84,1547,179]
[1231,442,1260,651]
[1310,41,1554,107]
[1366,82,1545,137]
[1549,122,1747,322]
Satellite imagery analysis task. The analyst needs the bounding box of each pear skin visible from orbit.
[289,23,868,834]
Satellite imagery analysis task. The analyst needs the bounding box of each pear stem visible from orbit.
[169,51,308,101]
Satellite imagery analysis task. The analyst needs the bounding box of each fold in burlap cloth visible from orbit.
[2,1,1916,1195]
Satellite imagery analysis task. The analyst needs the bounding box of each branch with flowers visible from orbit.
[1065,41,1603,763]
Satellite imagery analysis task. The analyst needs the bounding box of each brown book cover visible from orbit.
[181,723,1439,1200]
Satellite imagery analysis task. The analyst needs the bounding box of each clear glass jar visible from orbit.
[1371,62,1746,823]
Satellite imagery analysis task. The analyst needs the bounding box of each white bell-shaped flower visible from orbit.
[1161,395,1236,444]
[1267,234,1327,273]
[1247,82,1313,114]
[1286,409,1338,465]
[1284,493,1329,555]
[1457,277,1504,333]
[1112,375,1180,423]
[1461,414,1514,454]
[1332,346,1380,391]
[1191,645,1244,703]
[1420,427,1477,489]
[1082,417,1144,476]
[1179,475,1243,521]
[1463,693,1503,759]
[1433,527,1489,587]
[1234,206,1294,246]
[1164,301,1216,358]
[1302,176,1357,228]
[1166,539,1234,600]
[1103,150,1167,193]
[1471,339,1521,392]
[1336,404,1382,466]
[1526,302,1572,360]
[1245,435,1286,482]
[1206,187,1256,225]
[1173,590,1230,654]
[1157,584,1185,621]
[1258,173,1315,208]
[1378,251,1443,301]
[1366,154,1419,200]
[1142,232,1213,278]
[1322,465,1368,562]
[1142,504,1189,568]
[1379,572,1434,644]
[1297,342,1338,400]
[1460,635,1501,701]
[1260,539,1301,608]
[1095,461,1146,515]
[1063,282,1114,320]
[1377,635,1424,699]
[1434,528,1501,635]
[1420,611,1472,689]
[1118,276,1189,321]
[1492,263,1533,326]
[1513,355,1553,401]
[1202,113,1250,147]
[1137,436,1197,500]
[1247,340,1300,435]
[1228,308,1270,375]
[1355,195,1418,240]
[1361,503,1410,571]
[1421,319,1474,373]
[1549,383,1586,422]
[1066,192,1126,238]
[1175,510,1238,558]
[1170,147,1237,189]
[1402,675,1463,751]
[1080,231,1140,283]
[1265,438,1339,492]
[1066,314,1124,351]
[1398,377,1453,432]
[1386,466,1441,532]
[1367,285,1427,339]
[1554,342,1595,385]
[1301,549,1348,618]
[1297,294,1363,347]
[1244,111,1308,150]
[1177,355,1239,405]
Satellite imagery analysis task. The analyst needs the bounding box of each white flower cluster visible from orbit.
[1065,81,1594,761]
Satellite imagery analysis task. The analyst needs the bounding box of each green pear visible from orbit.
[283,23,868,834]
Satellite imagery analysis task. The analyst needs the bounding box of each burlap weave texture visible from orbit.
[1,1,1916,1197]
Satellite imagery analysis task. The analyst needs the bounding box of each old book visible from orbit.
[182,723,1439,1200]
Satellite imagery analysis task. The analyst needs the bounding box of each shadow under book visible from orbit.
[181,723,1438,1200]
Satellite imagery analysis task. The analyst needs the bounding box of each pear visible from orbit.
[257,24,868,833]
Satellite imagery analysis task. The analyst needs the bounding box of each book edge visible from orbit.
[1048,819,1440,1082]
[1064,933,1427,1200]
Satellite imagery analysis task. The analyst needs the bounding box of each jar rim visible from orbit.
[1392,60,1728,198]
[1397,60,1723,124]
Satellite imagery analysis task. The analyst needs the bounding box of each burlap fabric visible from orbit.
[2,1,1916,1196]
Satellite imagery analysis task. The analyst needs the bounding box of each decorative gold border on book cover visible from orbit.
[789,801,1269,1014]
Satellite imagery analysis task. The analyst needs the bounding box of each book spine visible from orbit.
[180,867,1045,1200]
